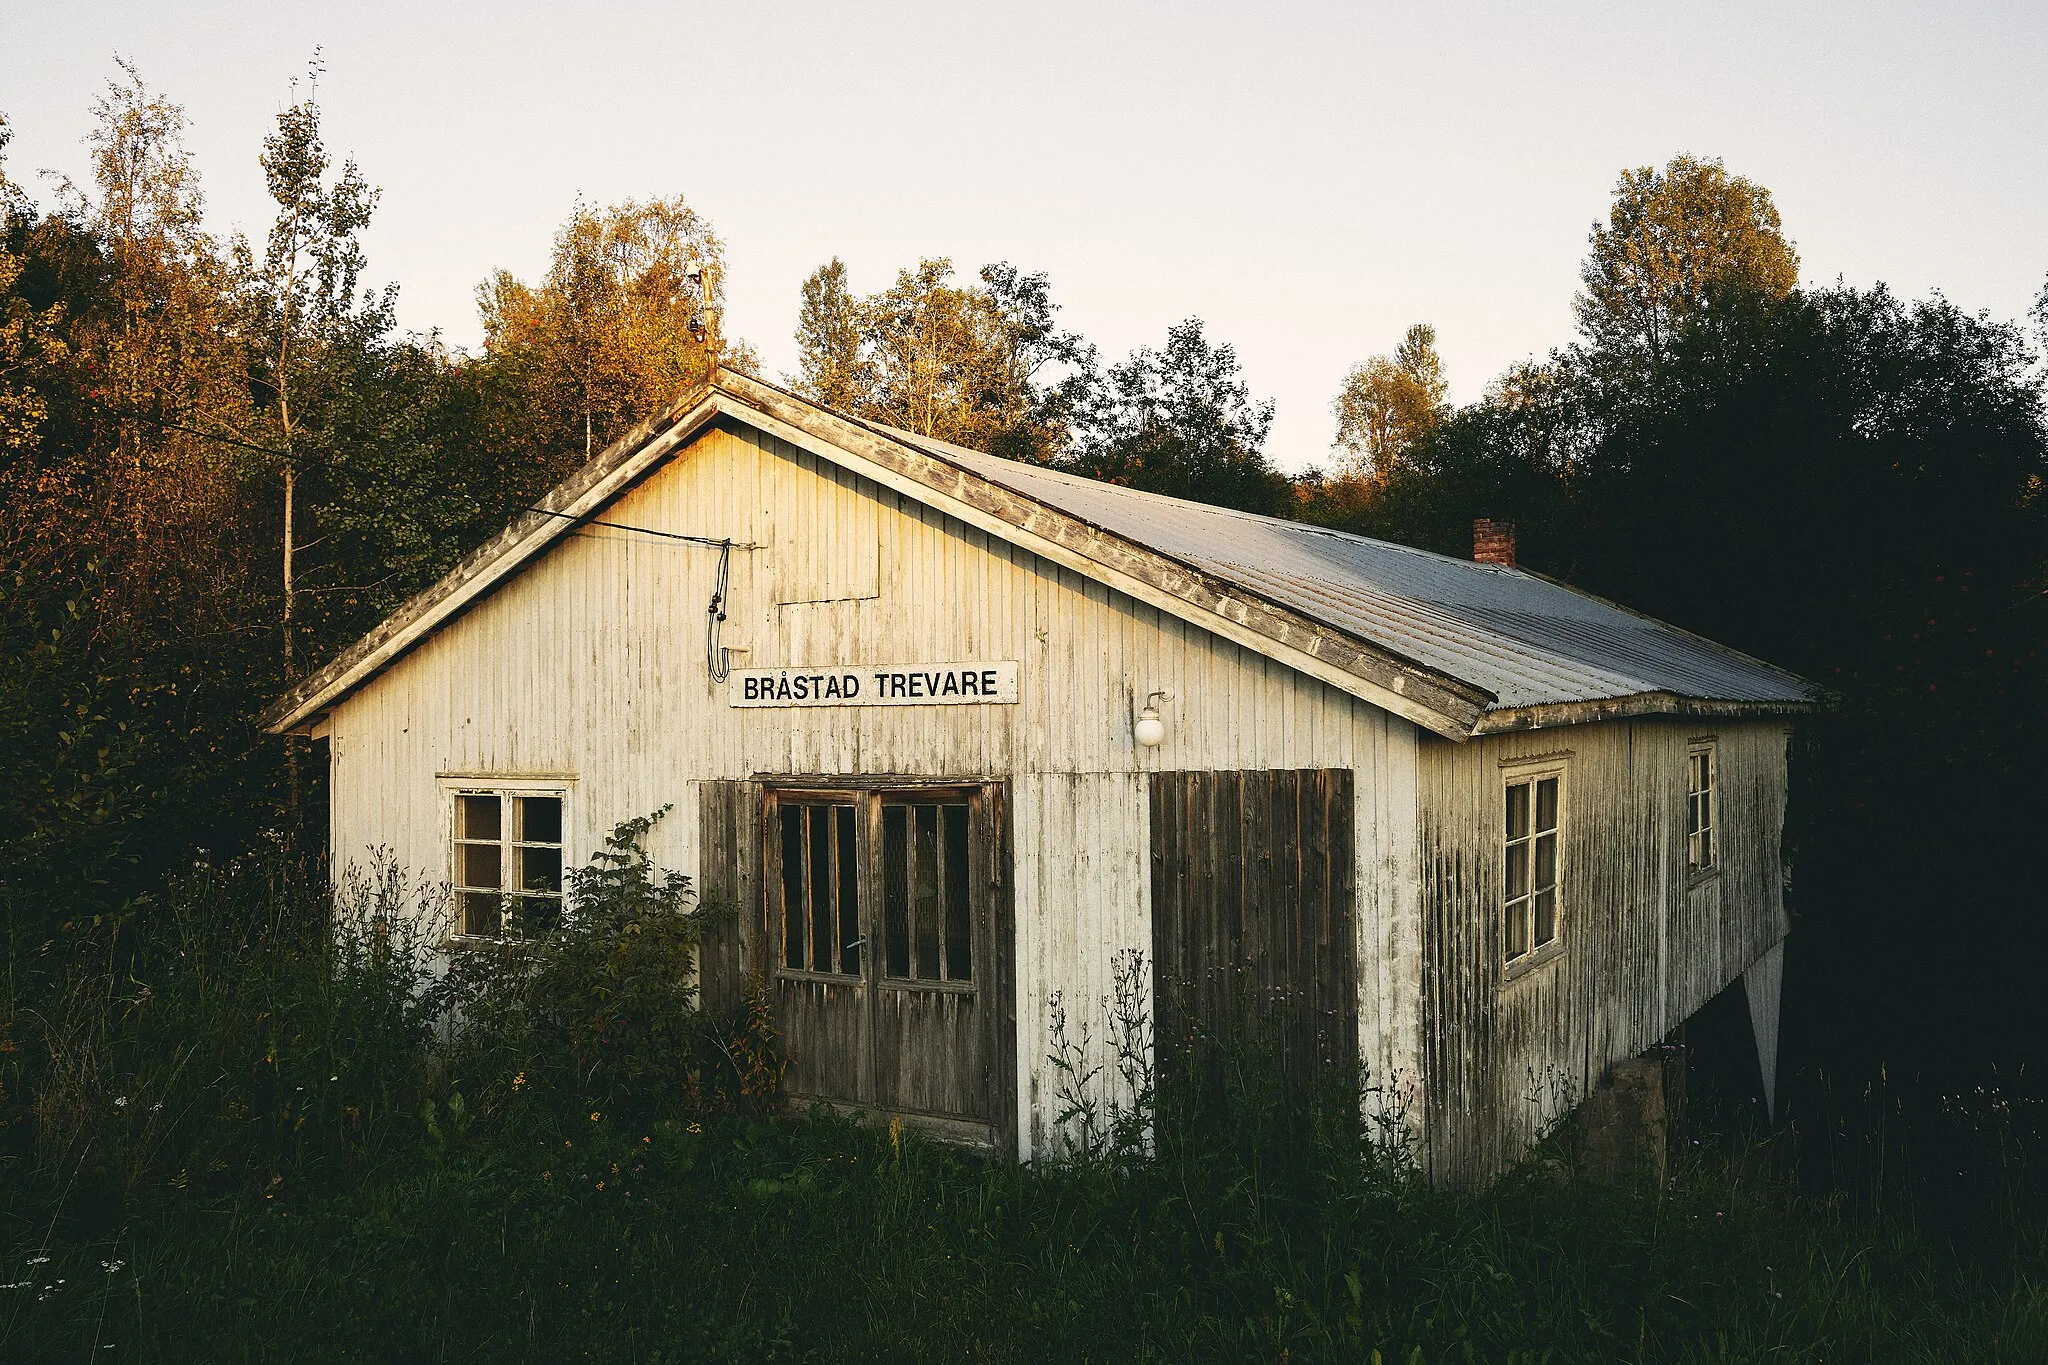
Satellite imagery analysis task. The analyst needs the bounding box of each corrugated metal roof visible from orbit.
[889,430,1812,713]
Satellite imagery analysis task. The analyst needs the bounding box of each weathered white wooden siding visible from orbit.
[323,420,1424,1155]
[1415,718,1792,1184]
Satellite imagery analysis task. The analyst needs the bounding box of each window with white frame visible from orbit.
[1504,768,1562,966]
[452,788,566,936]
[1687,743,1717,874]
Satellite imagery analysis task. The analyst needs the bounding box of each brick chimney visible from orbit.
[1473,518,1516,567]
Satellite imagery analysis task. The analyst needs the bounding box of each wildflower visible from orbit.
[596,1181,605,1191]
[26,1257,49,1266]
[330,1075,338,1082]
[686,1123,701,1135]
[113,1097,129,1108]
[512,1072,526,1090]
[101,1260,125,1273]
[150,1103,163,1113]
[590,1111,601,1122]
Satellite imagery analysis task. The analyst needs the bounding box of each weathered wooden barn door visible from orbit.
[868,788,1001,1130]
[701,782,1008,1144]
[1150,769,1358,1108]
[765,789,874,1107]
[697,779,762,1020]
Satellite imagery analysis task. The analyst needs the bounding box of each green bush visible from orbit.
[434,807,718,1136]
[2,822,2044,1361]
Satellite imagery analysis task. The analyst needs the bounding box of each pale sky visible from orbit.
[4,1,2044,471]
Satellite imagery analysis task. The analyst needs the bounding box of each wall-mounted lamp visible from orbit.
[1135,688,1173,748]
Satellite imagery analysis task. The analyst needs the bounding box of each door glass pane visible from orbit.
[459,794,500,841]
[462,842,502,889]
[913,805,941,979]
[780,805,806,970]
[808,806,834,973]
[837,805,861,975]
[883,805,910,978]
[516,795,561,844]
[1505,782,1529,840]
[943,804,972,981]
[1535,777,1558,832]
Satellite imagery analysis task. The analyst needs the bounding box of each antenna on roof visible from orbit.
[684,259,719,370]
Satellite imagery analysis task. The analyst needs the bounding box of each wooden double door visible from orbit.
[751,783,1006,1140]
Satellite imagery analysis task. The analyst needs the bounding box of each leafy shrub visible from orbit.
[436,807,716,1132]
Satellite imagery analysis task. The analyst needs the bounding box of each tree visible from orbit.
[1065,318,1290,515]
[476,195,750,472]
[1574,154,1799,369]
[1331,322,1449,478]
[0,116,68,456]
[793,256,868,413]
[235,68,389,683]
[789,256,1089,460]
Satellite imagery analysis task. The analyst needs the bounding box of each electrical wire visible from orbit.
[706,539,735,683]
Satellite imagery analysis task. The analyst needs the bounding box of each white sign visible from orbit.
[729,662,1021,708]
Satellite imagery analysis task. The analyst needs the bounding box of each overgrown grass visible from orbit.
[3,831,2044,1362]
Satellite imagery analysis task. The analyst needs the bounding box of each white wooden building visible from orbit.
[263,372,1812,1182]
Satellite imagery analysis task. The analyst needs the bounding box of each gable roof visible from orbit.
[261,371,1812,740]
[882,428,1813,726]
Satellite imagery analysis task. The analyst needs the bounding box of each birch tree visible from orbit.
[236,71,388,683]
[791,256,1088,459]
[476,195,748,471]
[1331,323,1449,478]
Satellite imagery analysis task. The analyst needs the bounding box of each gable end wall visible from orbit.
[322,420,1428,1156]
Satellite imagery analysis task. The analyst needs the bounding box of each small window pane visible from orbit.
[943,804,972,981]
[1535,778,1558,833]
[883,805,910,978]
[520,845,562,894]
[1534,832,1557,892]
[913,805,941,980]
[1506,902,1528,959]
[1505,840,1529,901]
[462,842,502,890]
[514,894,562,935]
[1505,782,1530,840]
[461,890,502,936]
[1534,888,1556,946]
[516,795,562,845]
[837,805,861,976]
[808,806,834,973]
[460,794,501,841]
[1700,827,1714,869]
[780,805,806,970]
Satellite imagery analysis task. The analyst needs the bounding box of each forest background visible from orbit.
[3,63,2046,1158]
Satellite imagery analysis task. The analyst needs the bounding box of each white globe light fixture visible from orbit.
[1134,689,1172,748]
